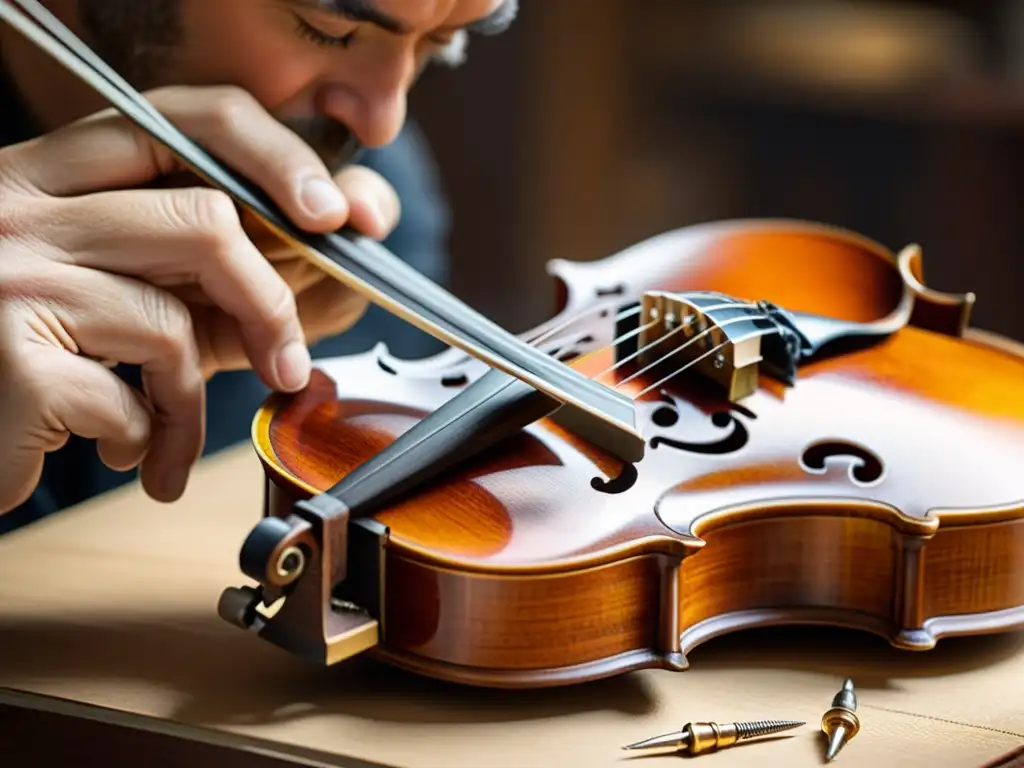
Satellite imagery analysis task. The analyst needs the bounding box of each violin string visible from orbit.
[375,288,759,399]
[527,299,772,402]
[546,299,759,373]
[560,317,660,365]
[612,311,765,388]
[525,302,641,347]
[592,322,687,376]
[632,327,779,399]
[527,292,754,358]
[523,287,754,350]
[450,294,773,412]
[527,312,653,368]
[590,301,760,380]
[436,300,638,369]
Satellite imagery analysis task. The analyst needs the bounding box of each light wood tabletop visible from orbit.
[0,444,1021,767]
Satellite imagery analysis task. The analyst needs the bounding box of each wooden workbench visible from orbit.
[0,444,1021,767]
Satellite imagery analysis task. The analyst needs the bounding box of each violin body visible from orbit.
[247,219,1024,688]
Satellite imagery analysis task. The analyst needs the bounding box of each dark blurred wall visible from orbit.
[408,0,1023,342]
[409,18,531,330]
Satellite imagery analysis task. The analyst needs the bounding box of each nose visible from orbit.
[318,62,409,149]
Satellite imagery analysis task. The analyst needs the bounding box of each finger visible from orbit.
[259,256,327,296]
[334,165,402,240]
[191,281,368,372]
[165,257,327,308]
[0,347,153,513]
[43,187,311,393]
[240,207,296,259]
[7,85,349,232]
[295,277,370,343]
[46,266,208,502]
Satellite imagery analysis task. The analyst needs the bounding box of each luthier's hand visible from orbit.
[0,85,400,514]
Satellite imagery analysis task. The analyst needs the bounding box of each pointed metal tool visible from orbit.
[622,719,804,756]
[821,678,860,761]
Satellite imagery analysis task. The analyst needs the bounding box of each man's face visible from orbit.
[76,0,515,169]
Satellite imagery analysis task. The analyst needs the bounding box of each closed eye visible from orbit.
[426,33,456,46]
[293,13,357,48]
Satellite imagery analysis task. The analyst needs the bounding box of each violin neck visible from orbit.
[323,368,560,516]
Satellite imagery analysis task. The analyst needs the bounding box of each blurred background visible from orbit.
[407,0,1024,344]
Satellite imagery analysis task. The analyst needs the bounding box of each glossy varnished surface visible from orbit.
[253,219,1024,684]
[262,326,1024,568]
[260,222,1024,567]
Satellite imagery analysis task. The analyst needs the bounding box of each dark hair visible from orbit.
[78,0,183,87]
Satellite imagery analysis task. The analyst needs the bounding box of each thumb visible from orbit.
[334,165,401,240]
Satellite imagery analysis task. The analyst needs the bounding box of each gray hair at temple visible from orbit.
[432,0,519,68]
[470,0,519,35]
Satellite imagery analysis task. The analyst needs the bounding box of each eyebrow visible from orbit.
[297,0,517,37]
[299,0,410,35]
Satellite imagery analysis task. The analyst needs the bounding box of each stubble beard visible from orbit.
[77,0,360,172]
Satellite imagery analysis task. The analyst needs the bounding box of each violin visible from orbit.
[8,0,1024,690]
[220,218,1024,688]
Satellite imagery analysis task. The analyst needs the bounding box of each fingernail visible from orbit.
[275,340,312,391]
[300,177,346,219]
[369,200,389,235]
[355,197,389,239]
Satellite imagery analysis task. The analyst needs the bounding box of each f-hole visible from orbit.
[801,440,885,485]
[595,284,626,297]
[591,463,639,494]
[648,394,754,456]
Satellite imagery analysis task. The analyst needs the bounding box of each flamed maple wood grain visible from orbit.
[381,554,664,670]
[253,219,1024,687]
